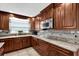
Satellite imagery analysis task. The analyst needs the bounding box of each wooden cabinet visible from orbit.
[48,46,57,56]
[34,3,79,30]
[0,36,77,56]
[22,37,31,48]
[31,37,39,50]
[3,38,22,53]
[31,37,74,56]
[54,3,77,29]
[37,39,49,56]
[31,37,49,56]
[3,38,14,53]
[63,3,76,29]
[54,6,63,29]
[76,3,79,29]
[48,43,74,56]
[0,13,9,30]
[1,37,31,53]
[34,4,53,30]
[13,38,22,50]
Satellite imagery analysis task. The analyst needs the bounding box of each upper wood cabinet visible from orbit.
[0,13,9,30]
[1,36,31,53]
[34,4,54,30]
[76,3,79,29]
[40,8,53,21]
[34,3,79,30]
[34,19,40,31]
[54,6,63,29]
[63,3,76,29]
[54,3,77,29]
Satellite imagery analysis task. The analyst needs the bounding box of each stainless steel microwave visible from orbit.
[40,18,53,30]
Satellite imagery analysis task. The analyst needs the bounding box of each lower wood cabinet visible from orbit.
[48,44,74,56]
[3,38,14,53]
[37,39,49,56]
[22,36,31,48]
[3,38,22,53]
[0,36,75,56]
[31,37,74,56]
[1,37,31,53]
[13,38,23,50]
[31,37,38,48]
[32,37,49,56]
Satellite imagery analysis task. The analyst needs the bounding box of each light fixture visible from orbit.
[10,14,14,17]
[32,18,35,21]
[61,3,71,6]
[36,17,41,20]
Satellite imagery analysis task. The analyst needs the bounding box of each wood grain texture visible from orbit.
[34,3,79,30]
[0,37,31,53]
[0,13,9,30]
[0,36,78,56]
[31,37,74,56]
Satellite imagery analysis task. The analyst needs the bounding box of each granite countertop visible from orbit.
[0,42,5,48]
[0,35,79,52]
[33,35,79,52]
[0,35,31,39]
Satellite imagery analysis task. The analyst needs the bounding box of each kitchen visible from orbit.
[0,3,79,56]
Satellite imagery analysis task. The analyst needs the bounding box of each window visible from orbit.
[9,17,30,34]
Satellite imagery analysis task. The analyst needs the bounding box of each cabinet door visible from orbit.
[13,38,22,50]
[54,3,77,29]
[32,38,49,56]
[37,39,49,56]
[76,4,79,29]
[22,37,31,48]
[4,39,14,53]
[48,44,74,56]
[63,3,76,29]
[31,37,38,49]
[0,14,9,30]
[55,6,63,29]
[49,48,57,56]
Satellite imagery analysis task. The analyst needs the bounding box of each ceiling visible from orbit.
[0,3,50,17]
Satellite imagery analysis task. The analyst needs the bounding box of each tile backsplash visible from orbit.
[38,30,79,44]
[38,30,78,38]
[0,30,9,35]
[38,30,79,40]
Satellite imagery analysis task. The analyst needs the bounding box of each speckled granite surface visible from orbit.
[33,35,79,52]
[0,35,79,52]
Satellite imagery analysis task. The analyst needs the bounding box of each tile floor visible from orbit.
[4,47,40,56]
